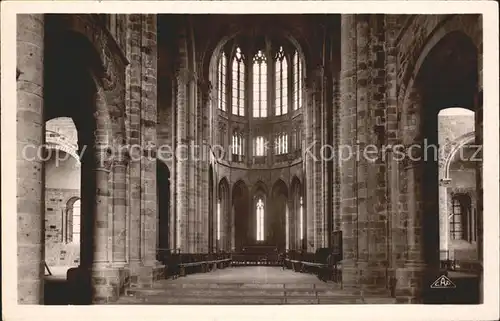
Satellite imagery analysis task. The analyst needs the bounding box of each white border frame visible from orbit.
[2,1,498,321]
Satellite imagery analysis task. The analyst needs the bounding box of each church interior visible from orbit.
[15,13,483,305]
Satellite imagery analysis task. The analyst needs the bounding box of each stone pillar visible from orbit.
[93,146,112,266]
[339,14,391,294]
[112,156,128,265]
[394,86,440,303]
[17,14,45,304]
[125,14,142,270]
[339,14,359,290]
[474,89,483,302]
[384,15,404,294]
[354,15,370,270]
[312,69,325,249]
[125,14,163,288]
[363,14,390,294]
[175,70,190,252]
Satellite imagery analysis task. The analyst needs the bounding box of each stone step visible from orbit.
[127,288,356,297]
[117,295,322,305]
[125,289,362,302]
[116,294,368,305]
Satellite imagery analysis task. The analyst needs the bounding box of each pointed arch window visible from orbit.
[254,136,266,156]
[217,52,227,111]
[293,50,303,111]
[253,50,267,118]
[275,46,288,116]
[256,198,265,241]
[232,47,245,116]
[274,133,288,155]
[232,131,244,162]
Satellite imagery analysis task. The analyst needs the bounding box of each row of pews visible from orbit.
[157,249,232,278]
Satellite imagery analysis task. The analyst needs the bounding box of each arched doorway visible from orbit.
[417,31,478,268]
[218,178,230,251]
[400,30,481,302]
[270,179,288,251]
[157,161,171,256]
[290,176,305,250]
[44,117,82,267]
[44,23,110,303]
[208,165,215,252]
[438,108,477,262]
[232,180,249,251]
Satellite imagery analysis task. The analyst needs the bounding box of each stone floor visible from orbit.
[165,266,327,284]
[115,266,397,304]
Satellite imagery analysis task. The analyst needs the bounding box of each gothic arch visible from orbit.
[272,179,289,197]
[218,177,231,251]
[397,25,481,282]
[232,180,250,251]
[441,131,476,180]
[251,180,269,197]
[400,17,481,107]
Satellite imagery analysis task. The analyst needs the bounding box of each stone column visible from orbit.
[112,155,128,266]
[93,144,112,266]
[17,14,45,304]
[339,14,359,290]
[125,14,142,270]
[363,14,390,294]
[474,89,483,303]
[354,15,370,270]
[394,86,439,303]
[139,14,163,282]
[175,69,190,253]
[125,14,163,288]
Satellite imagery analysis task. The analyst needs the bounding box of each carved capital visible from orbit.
[95,145,114,171]
[175,69,197,84]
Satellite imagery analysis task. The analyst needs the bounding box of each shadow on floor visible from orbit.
[44,276,71,305]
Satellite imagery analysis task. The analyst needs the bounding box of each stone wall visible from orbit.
[16,13,483,305]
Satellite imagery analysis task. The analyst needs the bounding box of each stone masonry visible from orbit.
[15,14,482,304]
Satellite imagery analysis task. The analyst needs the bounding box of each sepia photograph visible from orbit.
[1,1,499,321]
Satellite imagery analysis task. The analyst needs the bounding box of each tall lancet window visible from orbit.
[253,50,267,118]
[293,50,303,111]
[231,132,244,156]
[217,52,227,111]
[232,47,245,116]
[256,198,265,241]
[274,133,288,155]
[254,136,266,156]
[275,46,288,116]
